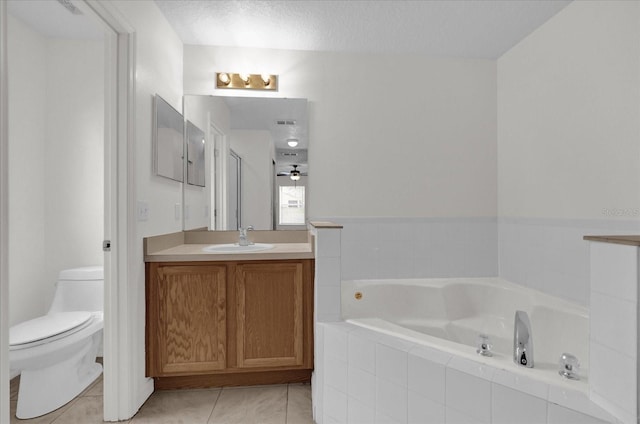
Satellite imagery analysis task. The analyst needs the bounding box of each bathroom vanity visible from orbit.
[144,230,314,389]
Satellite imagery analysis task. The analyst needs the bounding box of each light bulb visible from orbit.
[239,73,251,85]
[287,139,299,147]
[261,74,271,86]
[218,73,230,85]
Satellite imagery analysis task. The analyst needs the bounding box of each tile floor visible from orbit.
[10,375,313,424]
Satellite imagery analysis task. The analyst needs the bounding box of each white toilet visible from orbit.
[9,266,104,419]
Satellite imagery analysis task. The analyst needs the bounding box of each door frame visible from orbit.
[83,1,145,420]
[208,121,225,231]
[228,149,242,230]
[1,1,10,421]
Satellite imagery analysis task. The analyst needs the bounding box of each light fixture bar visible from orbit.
[216,73,278,91]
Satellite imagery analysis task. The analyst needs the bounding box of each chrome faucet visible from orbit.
[513,310,534,368]
[238,225,254,246]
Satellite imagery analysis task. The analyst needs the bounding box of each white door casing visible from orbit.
[80,1,153,421]
[0,1,10,421]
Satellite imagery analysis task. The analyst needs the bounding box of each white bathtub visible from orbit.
[341,277,589,384]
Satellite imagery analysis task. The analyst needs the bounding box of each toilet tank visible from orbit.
[47,266,104,314]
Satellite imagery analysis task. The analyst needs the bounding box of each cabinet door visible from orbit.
[154,265,226,375]
[235,262,304,368]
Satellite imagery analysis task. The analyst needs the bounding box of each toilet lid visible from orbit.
[9,311,92,346]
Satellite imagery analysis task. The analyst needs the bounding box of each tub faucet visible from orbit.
[513,310,534,368]
[238,225,254,246]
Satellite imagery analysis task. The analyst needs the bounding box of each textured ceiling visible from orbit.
[155,0,572,59]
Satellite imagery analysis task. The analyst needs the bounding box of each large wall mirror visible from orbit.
[182,95,309,231]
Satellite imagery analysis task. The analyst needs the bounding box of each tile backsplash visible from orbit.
[325,217,498,281]
[499,217,640,306]
[319,216,640,307]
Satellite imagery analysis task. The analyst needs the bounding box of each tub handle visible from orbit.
[476,334,493,357]
[559,353,580,380]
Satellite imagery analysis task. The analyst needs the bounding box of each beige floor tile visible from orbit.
[131,389,220,424]
[50,396,104,424]
[208,385,287,424]
[286,384,313,424]
[10,398,76,424]
[81,374,104,397]
[11,400,54,424]
[10,376,19,401]
[7,379,312,424]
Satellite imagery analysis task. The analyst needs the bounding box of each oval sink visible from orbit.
[202,243,275,254]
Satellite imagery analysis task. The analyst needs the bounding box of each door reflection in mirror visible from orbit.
[228,150,241,231]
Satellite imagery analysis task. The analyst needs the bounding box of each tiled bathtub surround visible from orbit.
[321,216,640,307]
[311,219,640,424]
[324,217,498,281]
[499,217,640,306]
[587,240,640,424]
[317,322,618,424]
[310,222,344,424]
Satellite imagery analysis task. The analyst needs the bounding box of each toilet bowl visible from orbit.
[9,266,104,419]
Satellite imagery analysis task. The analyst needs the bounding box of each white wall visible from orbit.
[229,129,274,230]
[184,46,497,220]
[8,16,103,326]
[110,0,184,413]
[111,1,184,236]
[44,38,104,306]
[7,15,47,326]
[498,0,640,220]
[497,0,640,305]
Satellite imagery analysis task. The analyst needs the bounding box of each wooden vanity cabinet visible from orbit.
[145,259,314,389]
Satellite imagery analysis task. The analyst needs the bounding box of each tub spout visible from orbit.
[513,310,533,368]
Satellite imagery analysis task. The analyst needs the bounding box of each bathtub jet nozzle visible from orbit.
[513,310,534,368]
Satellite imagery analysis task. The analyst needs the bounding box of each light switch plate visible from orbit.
[137,200,149,221]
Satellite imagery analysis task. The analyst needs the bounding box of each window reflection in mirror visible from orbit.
[182,96,308,231]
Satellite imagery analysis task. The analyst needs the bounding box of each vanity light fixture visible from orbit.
[216,72,278,91]
[287,138,299,147]
[290,165,301,181]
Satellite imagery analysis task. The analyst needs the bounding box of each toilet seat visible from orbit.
[10,312,93,350]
